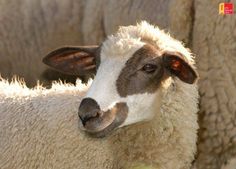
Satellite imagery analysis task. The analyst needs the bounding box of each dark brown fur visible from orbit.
[116,44,166,97]
[116,44,198,97]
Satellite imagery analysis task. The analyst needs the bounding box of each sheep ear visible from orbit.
[163,52,198,84]
[42,46,100,77]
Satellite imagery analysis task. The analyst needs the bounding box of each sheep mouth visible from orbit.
[79,102,128,138]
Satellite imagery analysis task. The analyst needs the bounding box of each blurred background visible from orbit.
[0,0,235,168]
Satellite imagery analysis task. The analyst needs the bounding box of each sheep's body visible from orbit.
[192,1,236,168]
[0,75,198,169]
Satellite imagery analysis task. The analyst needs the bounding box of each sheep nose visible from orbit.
[78,98,101,126]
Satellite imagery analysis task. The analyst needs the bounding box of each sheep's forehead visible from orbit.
[101,21,194,63]
[101,22,163,60]
[101,36,145,61]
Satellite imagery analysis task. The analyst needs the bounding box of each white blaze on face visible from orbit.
[85,39,162,127]
[120,92,161,127]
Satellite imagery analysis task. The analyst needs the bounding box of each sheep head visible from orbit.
[43,22,198,137]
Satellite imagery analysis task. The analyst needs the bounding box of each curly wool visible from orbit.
[0,78,198,169]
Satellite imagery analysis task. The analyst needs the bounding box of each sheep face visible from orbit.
[43,23,198,137]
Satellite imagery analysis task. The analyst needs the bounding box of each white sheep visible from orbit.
[0,21,199,169]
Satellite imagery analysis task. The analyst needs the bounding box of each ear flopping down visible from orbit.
[43,29,198,138]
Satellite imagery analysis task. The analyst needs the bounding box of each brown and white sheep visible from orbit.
[1,0,235,168]
[0,22,199,169]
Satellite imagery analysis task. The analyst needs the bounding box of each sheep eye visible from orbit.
[142,64,157,73]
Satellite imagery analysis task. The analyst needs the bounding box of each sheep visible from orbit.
[0,21,199,169]
[192,0,236,168]
[1,1,235,168]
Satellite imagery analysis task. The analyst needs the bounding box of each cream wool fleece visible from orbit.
[0,78,198,169]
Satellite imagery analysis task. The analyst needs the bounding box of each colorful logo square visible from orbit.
[219,3,234,15]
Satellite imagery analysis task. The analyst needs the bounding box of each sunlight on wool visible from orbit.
[0,75,92,98]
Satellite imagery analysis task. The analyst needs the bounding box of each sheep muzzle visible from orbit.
[78,98,128,137]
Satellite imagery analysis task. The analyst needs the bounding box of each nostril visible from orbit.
[79,115,86,126]
[79,111,100,126]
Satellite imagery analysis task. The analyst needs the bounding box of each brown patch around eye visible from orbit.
[116,44,166,97]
